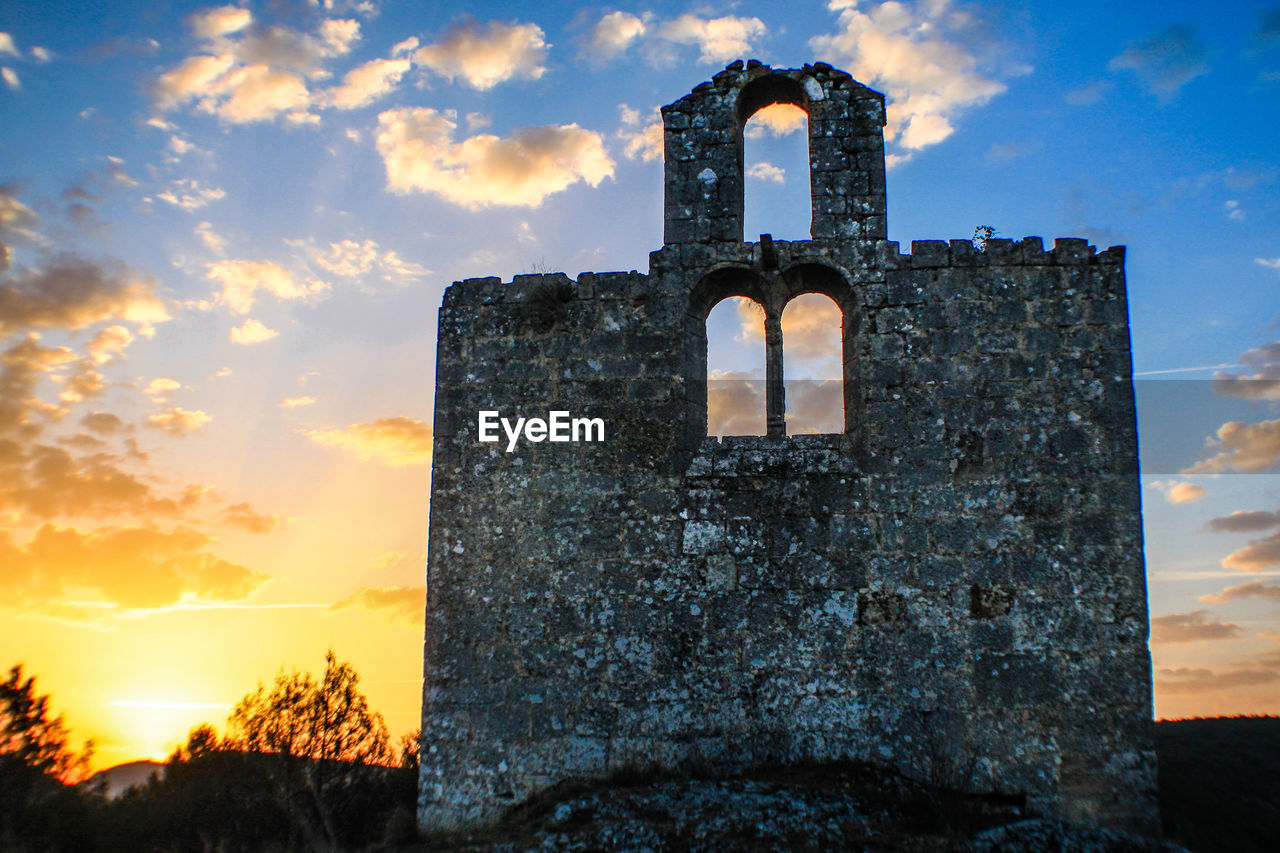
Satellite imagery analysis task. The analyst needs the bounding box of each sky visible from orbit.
[1,0,1279,771]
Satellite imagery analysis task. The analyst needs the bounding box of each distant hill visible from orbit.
[1157,716,1280,853]
[85,760,164,799]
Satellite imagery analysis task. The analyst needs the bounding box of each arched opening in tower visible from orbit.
[782,292,843,434]
[743,103,810,242]
[706,295,767,437]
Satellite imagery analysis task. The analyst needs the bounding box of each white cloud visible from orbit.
[195,221,227,254]
[229,317,278,344]
[324,57,410,109]
[658,14,766,64]
[811,0,1015,150]
[29,46,51,63]
[1224,199,1245,221]
[2,67,19,91]
[287,238,428,282]
[390,36,419,57]
[746,162,785,184]
[413,20,547,90]
[205,259,329,314]
[583,11,649,63]
[1258,257,1280,272]
[617,104,663,162]
[156,179,226,212]
[156,14,368,124]
[189,5,253,40]
[214,63,311,122]
[0,33,17,57]
[376,107,615,208]
[156,53,239,109]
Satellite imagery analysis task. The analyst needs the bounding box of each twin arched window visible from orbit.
[699,265,855,438]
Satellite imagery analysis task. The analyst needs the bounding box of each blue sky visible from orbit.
[2,0,1279,765]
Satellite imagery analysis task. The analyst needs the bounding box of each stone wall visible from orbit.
[420,63,1157,837]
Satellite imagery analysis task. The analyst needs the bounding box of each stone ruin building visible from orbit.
[420,61,1158,835]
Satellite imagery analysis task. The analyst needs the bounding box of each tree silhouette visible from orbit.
[225,649,395,849]
[1,664,96,851]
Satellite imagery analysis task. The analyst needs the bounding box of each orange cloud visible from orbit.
[1206,509,1280,533]
[1184,419,1280,474]
[785,379,843,435]
[376,107,615,208]
[86,324,133,365]
[782,293,843,372]
[332,585,424,623]
[1,335,81,437]
[2,443,175,520]
[1222,532,1280,572]
[1151,610,1244,644]
[1157,658,1280,695]
[143,377,181,399]
[147,407,211,435]
[228,318,278,344]
[0,257,169,336]
[1201,581,1280,604]
[1149,480,1207,504]
[80,411,124,435]
[707,370,765,438]
[745,103,807,138]
[220,501,283,534]
[302,416,432,466]
[1,523,269,610]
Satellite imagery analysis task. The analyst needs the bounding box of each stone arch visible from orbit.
[689,267,770,438]
[779,262,860,436]
[662,62,887,246]
[735,73,810,124]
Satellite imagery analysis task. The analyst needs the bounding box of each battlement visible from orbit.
[421,65,1157,838]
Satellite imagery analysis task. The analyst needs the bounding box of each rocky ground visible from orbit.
[420,762,1188,852]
